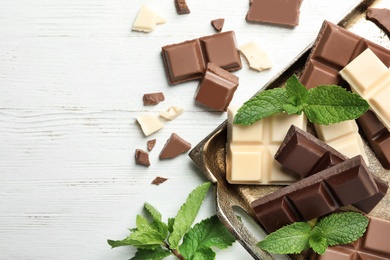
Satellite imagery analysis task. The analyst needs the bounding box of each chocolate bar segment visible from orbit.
[161,31,241,85]
[252,156,378,233]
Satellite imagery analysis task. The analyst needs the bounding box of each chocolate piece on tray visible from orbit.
[275,125,388,214]
[147,139,156,151]
[311,216,390,259]
[246,0,303,27]
[252,156,378,233]
[159,133,191,159]
[211,18,224,32]
[161,31,242,84]
[226,107,305,185]
[174,0,190,15]
[300,20,390,169]
[195,63,239,112]
[367,8,390,36]
[135,149,150,166]
[143,92,165,105]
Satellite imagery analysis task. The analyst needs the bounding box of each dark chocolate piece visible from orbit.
[211,18,225,32]
[252,156,378,233]
[174,0,190,15]
[311,216,390,259]
[300,20,390,169]
[195,63,239,111]
[246,0,303,27]
[367,8,390,37]
[276,125,388,214]
[161,31,242,85]
[135,149,150,166]
[151,176,168,185]
[147,139,156,151]
[143,92,165,105]
[159,133,191,159]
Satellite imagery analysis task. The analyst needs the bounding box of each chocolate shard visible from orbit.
[147,139,156,151]
[252,156,378,233]
[211,18,225,32]
[195,63,239,112]
[275,125,388,214]
[135,149,150,166]
[246,0,303,27]
[367,7,390,37]
[159,133,191,159]
[151,176,168,185]
[143,92,165,105]
[174,0,190,15]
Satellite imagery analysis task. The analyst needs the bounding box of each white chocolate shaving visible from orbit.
[238,42,272,72]
[132,5,166,32]
[137,114,164,136]
[160,106,184,120]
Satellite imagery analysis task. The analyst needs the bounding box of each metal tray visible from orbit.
[189,0,390,259]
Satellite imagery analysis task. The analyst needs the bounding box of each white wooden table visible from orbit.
[0,0,360,259]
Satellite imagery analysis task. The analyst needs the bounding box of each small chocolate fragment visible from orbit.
[161,31,242,85]
[252,156,378,233]
[311,216,390,259]
[211,18,224,32]
[195,63,239,112]
[246,0,303,27]
[151,176,168,185]
[132,5,166,32]
[275,125,388,214]
[136,114,164,136]
[147,139,156,151]
[143,92,165,105]
[367,8,390,36]
[174,0,190,15]
[159,133,191,159]
[135,149,150,166]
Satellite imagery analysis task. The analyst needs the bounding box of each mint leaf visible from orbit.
[234,88,288,125]
[131,247,171,260]
[179,215,236,259]
[108,237,137,248]
[282,104,302,115]
[168,218,175,233]
[192,248,216,260]
[168,182,211,249]
[145,202,162,222]
[304,85,369,124]
[285,74,309,110]
[317,212,369,246]
[309,226,327,255]
[257,222,311,254]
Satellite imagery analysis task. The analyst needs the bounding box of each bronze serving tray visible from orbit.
[189,0,390,259]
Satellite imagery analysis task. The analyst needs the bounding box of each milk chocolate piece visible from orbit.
[147,139,156,151]
[300,20,390,169]
[311,216,390,259]
[246,0,303,27]
[161,31,242,84]
[275,125,388,214]
[252,156,378,233]
[211,18,224,32]
[226,107,305,185]
[174,0,190,15]
[143,92,165,105]
[135,149,150,166]
[151,176,168,185]
[159,133,191,159]
[367,8,390,37]
[195,63,239,111]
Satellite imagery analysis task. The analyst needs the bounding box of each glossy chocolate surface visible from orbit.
[174,0,190,15]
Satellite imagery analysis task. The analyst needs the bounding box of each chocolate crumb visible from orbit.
[211,18,225,32]
[367,8,390,37]
[147,139,157,151]
[174,0,190,15]
[135,149,150,166]
[159,133,191,159]
[151,176,168,185]
[143,92,165,105]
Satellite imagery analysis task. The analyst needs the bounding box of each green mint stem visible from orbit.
[164,241,185,260]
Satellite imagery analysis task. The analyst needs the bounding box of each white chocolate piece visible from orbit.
[226,106,306,184]
[238,42,272,72]
[132,5,166,32]
[136,114,164,136]
[339,48,390,131]
[314,121,369,164]
[160,106,184,120]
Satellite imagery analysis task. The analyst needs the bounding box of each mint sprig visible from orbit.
[234,75,369,125]
[107,182,237,260]
[257,212,369,255]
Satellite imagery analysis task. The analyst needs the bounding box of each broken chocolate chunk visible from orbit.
[367,8,390,37]
[159,133,191,159]
[143,92,165,105]
[135,149,150,166]
[151,176,168,185]
[147,139,156,151]
[175,0,190,15]
[211,18,225,32]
